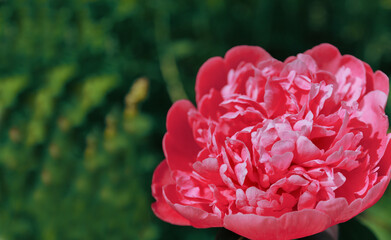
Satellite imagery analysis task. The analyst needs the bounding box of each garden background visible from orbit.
[1,0,391,239]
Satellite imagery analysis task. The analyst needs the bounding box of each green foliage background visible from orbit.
[0,0,391,239]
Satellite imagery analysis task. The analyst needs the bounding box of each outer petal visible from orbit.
[305,43,341,73]
[358,91,388,163]
[224,45,271,71]
[316,198,349,223]
[359,90,388,135]
[361,136,391,210]
[339,55,366,82]
[224,210,331,240]
[318,140,391,224]
[195,57,227,103]
[374,70,389,95]
[163,184,223,228]
[163,100,200,172]
[224,213,280,240]
[151,160,191,225]
[378,134,391,177]
[279,210,332,239]
[198,88,225,120]
[361,177,390,211]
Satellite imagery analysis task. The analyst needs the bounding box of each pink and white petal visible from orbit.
[357,91,389,165]
[297,53,318,73]
[377,134,391,177]
[163,185,223,228]
[166,100,196,138]
[152,160,174,197]
[374,70,389,95]
[359,90,388,137]
[365,61,389,95]
[198,88,225,120]
[279,209,332,239]
[305,43,341,73]
[361,177,391,212]
[151,201,191,226]
[281,58,310,77]
[334,175,390,223]
[339,198,363,223]
[195,57,227,103]
[224,210,331,240]
[164,100,201,171]
[316,197,349,223]
[334,164,368,203]
[224,213,281,240]
[224,45,271,71]
[295,136,322,163]
[338,55,366,82]
[151,161,191,225]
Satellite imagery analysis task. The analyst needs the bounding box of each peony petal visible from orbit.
[151,161,191,225]
[224,45,271,71]
[295,136,322,163]
[246,187,265,206]
[305,43,341,73]
[224,213,281,240]
[271,140,295,156]
[163,185,223,228]
[333,178,389,225]
[378,134,391,177]
[316,198,349,223]
[338,55,366,83]
[287,175,310,186]
[279,209,332,239]
[224,210,331,240]
[358,91,388,162]
[195,57,227,103]
[235,162,248,186]
[298,191,317,210]
[373,70,389,95]
[297,53,318,73]
[198,88,225,120]
[152,160,174,197]
[361,177,390,211]
[270,152,293,171]
[341,198,363,222]
[281,58,310,77]
[163,100,200,172]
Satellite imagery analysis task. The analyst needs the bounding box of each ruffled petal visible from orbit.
[163,100,200,171]
[224,45,271,71]
[316,198,349,223]
[195,57,227,103]
[151,161,191,225]
[163,185,223,228]
[224,210,331,240]
[374,70,389,95]
[378,134,391,177]
[305,43,341,73]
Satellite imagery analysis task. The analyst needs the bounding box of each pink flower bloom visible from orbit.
[151,44,391,240]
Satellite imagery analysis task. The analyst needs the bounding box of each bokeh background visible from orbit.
[1,0,391,239]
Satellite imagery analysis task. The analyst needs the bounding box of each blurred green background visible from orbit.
[0,0,391,239]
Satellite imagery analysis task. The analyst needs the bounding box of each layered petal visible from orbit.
[151,161,191,225]
[163,184,223,228]
[163,100,200,172]
[196,57,227,103]
[224,45,271,71]
[224,210,331,240]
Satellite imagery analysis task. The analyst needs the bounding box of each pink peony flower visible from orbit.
[151,44,391,240]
